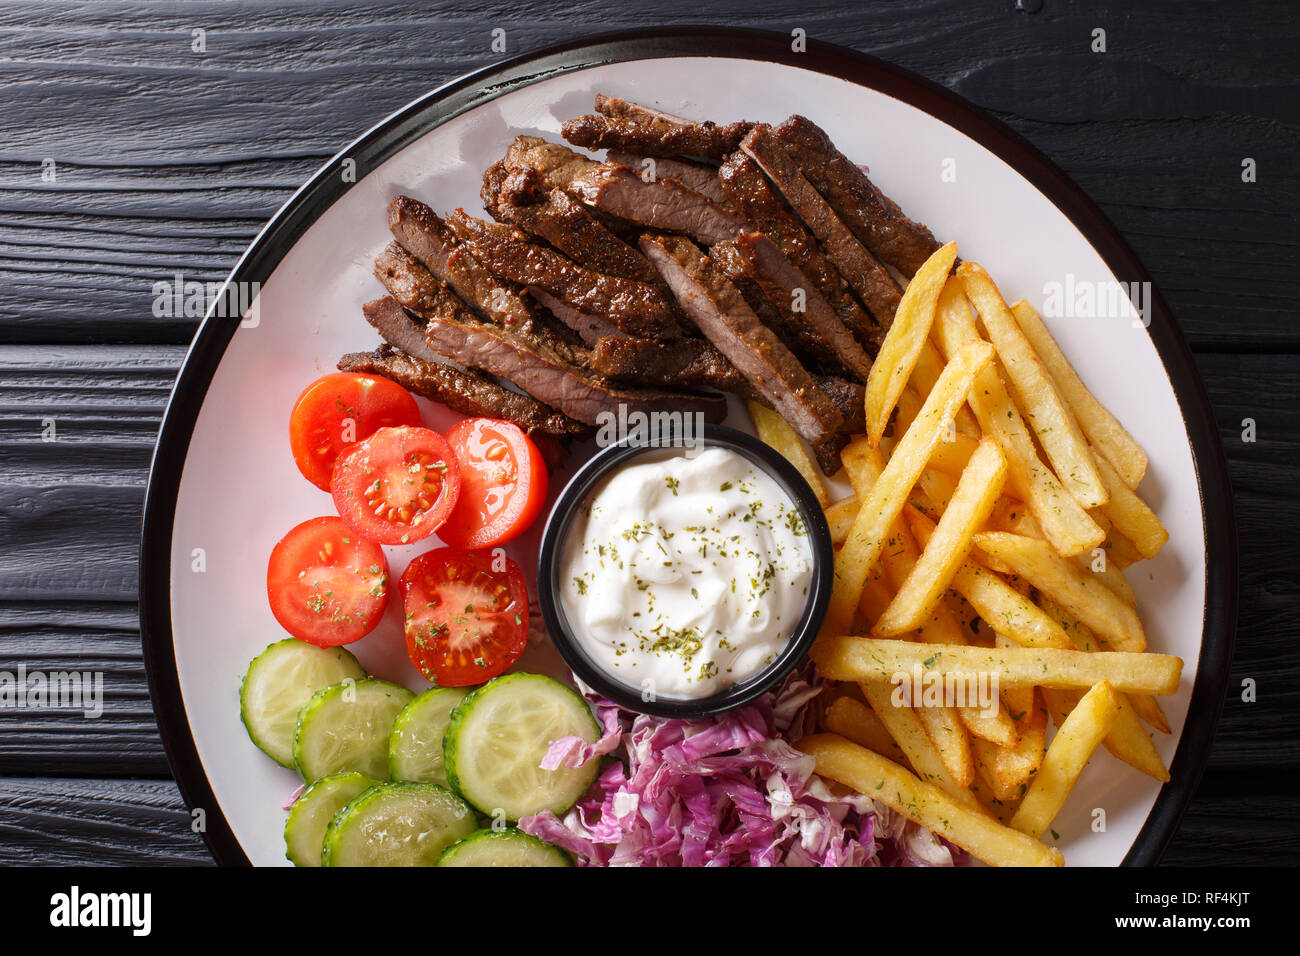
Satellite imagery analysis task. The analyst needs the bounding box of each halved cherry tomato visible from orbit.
[400,547,529,686]
[266,516,389,646]
[289,372,422,491]
[331,426,461,546]
[439,418,549,549]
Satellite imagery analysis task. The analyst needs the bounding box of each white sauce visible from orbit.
[560,447,814,700]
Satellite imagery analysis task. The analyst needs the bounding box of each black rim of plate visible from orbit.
[536,424,834,719]
[139,26,1237,868]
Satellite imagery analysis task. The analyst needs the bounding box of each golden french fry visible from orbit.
[877,439,1007,635]
[973,689,1048,800]
[812,637,1183,696]
[960,263,1108,510]
[1000,501,1139,607]
[1103,526,1145,570]
[913,696,975,788]
[866,243,959,446]
[870,509,1018,749]
[823,695,909,767]
[822,340,995,637]
[895,387,979,476]
[825,494,859,545]
[1010,681,1120,839]
[859,682,983,811]
[1010,299,1147,488]
[1035,594,1171,736]
[908,507,1075,651]
[933,283,1104,557]
[911,338,983,438]
[973,532,1146,652]
[1092,450,1169,559]
[747,400,829,508]
[917,466,957,514]
[1041,686,1169,783]
[797,733,1063,867]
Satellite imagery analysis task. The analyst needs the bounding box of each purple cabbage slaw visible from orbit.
[520,671,959,867]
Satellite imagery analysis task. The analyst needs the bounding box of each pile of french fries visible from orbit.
[750,243,1179,867]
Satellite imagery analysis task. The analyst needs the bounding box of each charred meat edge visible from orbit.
[772,114,941,278]
[343,317,589,442]
[445,210,679,338]
[639,232,846,472]
[481,159,660,284]
[717,150,881,355]
[739,125,901,339]
[561,94,754,161]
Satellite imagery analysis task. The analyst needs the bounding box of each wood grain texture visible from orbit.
[0,1,1295,346]
[0,0,1295,865]
[0,778,209,865]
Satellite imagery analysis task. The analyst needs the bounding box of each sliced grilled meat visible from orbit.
[387,195,535,331]
[527,286,621,346]
[732,231,873,383]
[739,126,901,339]
[718,150,880,354]
[569,163,744,246]
[771,115,941,277]
[562,94,754,161]
[504,135,598,191]
[639,232,845,472]
[606,151,730,206]
[445,210,679,338]
[591,334,751,394]
[422,309,727,427]
[482,161,660,284]
[817,376,867,436]
[360,291,461,365]
[340,335,589,442]
[375,235,586,367]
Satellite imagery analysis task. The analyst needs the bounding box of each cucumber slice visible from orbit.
[294,678,415,782]
[437,828,573,867]
[389,686,471,786]
[322,782,476,866]
[284,771,379,867]
[240,639,365,767]
[444,673,601,821]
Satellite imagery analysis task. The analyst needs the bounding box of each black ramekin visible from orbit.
[536,424,833,718]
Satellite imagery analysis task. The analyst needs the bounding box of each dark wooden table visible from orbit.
[1,1,1296,866]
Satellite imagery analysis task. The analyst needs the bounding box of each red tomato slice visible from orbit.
[400,547,529,686]
[289,372,422,491]
[266,516,389,646]
[331,426,461,546]
[438,418,549,549]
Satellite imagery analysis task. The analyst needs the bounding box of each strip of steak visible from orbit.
[505,135,598,192]
[387,195,535,331]
[739,125,901,339]
[590,334,750,394]
[375,237,586,367]
[606,151,730,206]
[340,333,589,442]
[718,150,881,354]
[569,162,744,246]
[445,210,679,338]
[639,232,845,472]
[772,115,941,277]
[733,231,873,383]
[482,160,660,284]
[817,376,867,436]
[562,94,754,161]
[422,310,727,427]
[527,286,621,346]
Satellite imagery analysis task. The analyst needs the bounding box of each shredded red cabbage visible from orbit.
[521,670,959,867]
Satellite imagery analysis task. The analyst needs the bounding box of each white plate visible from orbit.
[141,31,1235,867]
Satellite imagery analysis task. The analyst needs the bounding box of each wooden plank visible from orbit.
[1161,771,1300,866]
[0,777,211,865]
[0,1,1295,345]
